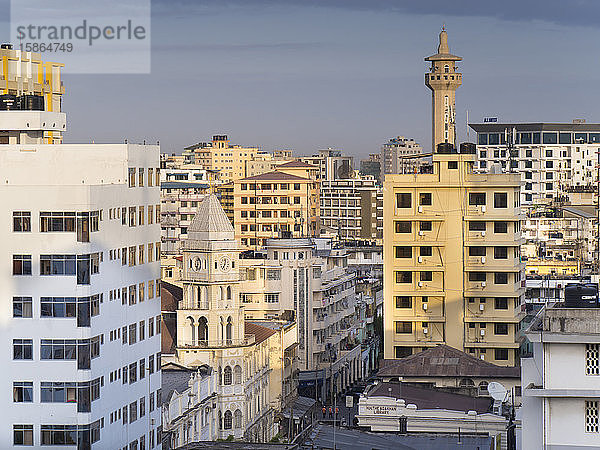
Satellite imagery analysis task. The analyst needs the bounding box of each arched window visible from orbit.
[459,378,475,387]
[198,316,208,343]
[478,381,489,395]
[226,316,233,344]
[444,64,449,73]
[223,366,232,385]
[218,410,222,430]
[196,286,202,307]
[203,287,208,307]
[226,286,232,301]
[187,317,195,344]
[218,286,224,302]
[234,365,242,384]
[234,409,242,428]
[224,410,232,430]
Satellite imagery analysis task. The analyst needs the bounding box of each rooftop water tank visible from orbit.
[436,143,455,154]
[564,283,598,308]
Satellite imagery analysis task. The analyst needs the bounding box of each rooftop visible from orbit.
[378,345,520,379]
[187,194,234,240]
[527,304,600,336]
[469,122,600,133]
[244,322,277,345]
[276,160,315,169]
[239,170,310,182]
[364,381,493,414]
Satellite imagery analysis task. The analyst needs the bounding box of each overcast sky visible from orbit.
[4,0,600,158]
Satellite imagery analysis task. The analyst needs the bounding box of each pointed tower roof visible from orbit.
[187,194,235,242]
[425,27,462,62]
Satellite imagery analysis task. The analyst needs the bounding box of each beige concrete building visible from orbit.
[383,150,524,366]
[183,135,260,183]
[233,164,319,249]
[381,136,429,179]
[425,28,462,151]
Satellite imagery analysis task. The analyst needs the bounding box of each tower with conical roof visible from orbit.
[425,27,462,152]
[176,194,246,364]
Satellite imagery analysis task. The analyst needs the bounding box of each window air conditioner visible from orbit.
[481,257,486,264]
[418,256,423,263]
[480,329,485,336]
[481,281,487,287]
[418,282,424,287]
[481,205,487,213]
[418,206,423,213]
[423,328,428,335]
[418,231,425,236]
[479,304,485,311]
[422,303,428,311]
[480,355,485,360]
[481,231,486,237]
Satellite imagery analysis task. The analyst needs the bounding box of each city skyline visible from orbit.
[2,1,598,156]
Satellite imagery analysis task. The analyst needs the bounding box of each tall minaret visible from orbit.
[425,27,462,152]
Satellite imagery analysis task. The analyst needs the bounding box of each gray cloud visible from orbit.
[153,0,600,28]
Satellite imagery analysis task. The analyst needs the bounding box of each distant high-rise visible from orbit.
[425,28,462,151]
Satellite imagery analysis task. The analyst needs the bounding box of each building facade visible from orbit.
[383,150,524,366]
[233,167,319,249]
[301,149,354,181]
[319,177,383,240]
[1,50,162,449]
[470,122,600,207]
[381,136,428,179]
[173,195,277,442]
[424,28,462,151]
[522,305,600,449]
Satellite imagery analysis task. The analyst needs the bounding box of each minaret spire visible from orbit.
[425,28,463,152]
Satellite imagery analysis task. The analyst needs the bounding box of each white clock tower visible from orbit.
[177,194,245,363]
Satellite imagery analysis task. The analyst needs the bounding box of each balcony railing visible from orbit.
[179,334,256,349]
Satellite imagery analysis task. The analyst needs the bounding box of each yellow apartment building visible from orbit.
[233,164,319,248]
[383,149,524,366]
[183,135,260,182]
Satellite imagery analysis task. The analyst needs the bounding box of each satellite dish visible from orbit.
[487,382,508,402]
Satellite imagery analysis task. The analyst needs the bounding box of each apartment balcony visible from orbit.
[465,230,525,246]
[464,332,519,348]
[465,205,523,220]
[178,334,256,349]
[464,280,525,297]
[178,301,210,311]
[465,256,525,270]
[464,304,522,322]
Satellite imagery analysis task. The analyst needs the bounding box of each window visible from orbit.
[494,348,509,361]
[130,401,138,422]
[13,255,32,275]
[448,161,458,169]
[395,347,412,358]
[139,168,145,187]
[223,366,232,385]
[494,192,508,208]
[469,247,486,257]
[13,297,33,318]
[266,269,281,280]
[469,193,486,206]
[395,296,412,308]
[40,297,76,318]
[586,344,599,376]
[395,246,412,258]
[395,221,411,233]
[586,401,599,433]
[494,273,508,284]
[13,212,31,232]
[542,132,557,144]
[494,222,508,233]
[495,298,509,310]
[494,323,509,335]
[396,193,411,208]
[420,246,432,257]
[129,324,137,344]
[469,272,486,282]
[40,212,76,233]
[494,247,508,259]
[265,293,279,303]
[13,425,33,446]
[420,271,432,281]
[469,221,486,231]
[395,321,412,334]
[395,271,412,283]
[13,339,33,360]
[129,363,138,384]
[139,321,145,340]
[138,206,145,225]
[40,255,76,275]
[419,193,432,206]
[13,382,33,402]
[420,221,432,232]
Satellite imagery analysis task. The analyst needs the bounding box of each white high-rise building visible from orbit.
[1,48,161,449]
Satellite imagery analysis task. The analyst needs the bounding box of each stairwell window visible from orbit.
[586,401,599,433]
[494,192,508,208]
[395,271,412,284]
[586,344,599,376]
[395,321,412,334]
[395,296,412,308]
